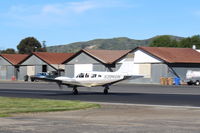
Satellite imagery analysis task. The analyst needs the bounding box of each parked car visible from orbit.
[30,72,57,82]
[185,70,200,85]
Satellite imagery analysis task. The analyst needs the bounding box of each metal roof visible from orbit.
[32,52,74,64]
[63,49,132,64]
[0,54,29,65]
[138,47,200,63]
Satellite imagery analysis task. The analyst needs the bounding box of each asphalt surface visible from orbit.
[1,104,200,133]
[1,82,200,133]
[0,81,200,107]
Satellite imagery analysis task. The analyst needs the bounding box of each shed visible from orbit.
[127,46,200,84]
[63,49,132,77]
[0,54,28,80]
[20,52,74,80]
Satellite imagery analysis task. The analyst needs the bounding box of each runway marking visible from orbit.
[90,102,200,109]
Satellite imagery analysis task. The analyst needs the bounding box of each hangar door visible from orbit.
[0,66,7,80]
[74,64,92,77]
[27,66,35,76]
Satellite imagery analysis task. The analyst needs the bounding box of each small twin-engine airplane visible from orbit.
[35,54,143,95]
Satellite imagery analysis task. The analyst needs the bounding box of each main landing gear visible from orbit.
[72,86,78,95]
[72,86,109,95]
[104,86,109,94]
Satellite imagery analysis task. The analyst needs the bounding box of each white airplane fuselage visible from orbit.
[55,71,127,87]
[38,53,143,94]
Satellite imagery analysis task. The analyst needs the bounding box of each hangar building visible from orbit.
[0,54,28,80]
[19,52,74,80]
[128,47,200,84]
[63,49,132,77]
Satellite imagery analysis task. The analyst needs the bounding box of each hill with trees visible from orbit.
[46,35,183,53]
[2,35,198,54]
[150,35,200,48]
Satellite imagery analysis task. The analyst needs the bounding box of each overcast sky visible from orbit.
[0,0,200,49]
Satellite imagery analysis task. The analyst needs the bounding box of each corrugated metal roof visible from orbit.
[83,49,131,64]
[33,52,74,64]
[138,47,200,63]
[1,54,29,65]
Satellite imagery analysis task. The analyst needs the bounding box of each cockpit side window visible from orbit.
[91,74,97,78]
[98,75,102,77]
[85,73,89,78]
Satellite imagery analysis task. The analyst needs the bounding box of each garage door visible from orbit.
[27,66,35,76]
[74,64,93,77]
[0,66,7,80]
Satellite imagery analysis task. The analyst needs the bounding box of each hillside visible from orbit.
[46,35,183,53]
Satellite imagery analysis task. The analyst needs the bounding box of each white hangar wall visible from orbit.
[116,49,167,84]
[117,49,200,84]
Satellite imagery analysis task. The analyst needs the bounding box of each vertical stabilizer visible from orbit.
[116,53,135,75]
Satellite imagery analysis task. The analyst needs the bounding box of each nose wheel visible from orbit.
[72,86,78,95]
[104,86,109,94]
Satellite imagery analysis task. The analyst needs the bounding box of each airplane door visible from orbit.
[74,64,92,77]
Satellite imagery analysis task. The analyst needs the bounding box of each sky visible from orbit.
[1,0,200,50]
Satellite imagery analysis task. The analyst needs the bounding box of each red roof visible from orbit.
[33,52,74,64]
[63,49,132,64]
[83,49,131,64]
[138,47,200,63]
[1,54,29,65]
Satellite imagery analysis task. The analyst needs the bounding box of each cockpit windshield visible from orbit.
[76,73,90,78]
[76,73,84,78]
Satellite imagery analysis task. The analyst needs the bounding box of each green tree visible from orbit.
[1,48,16,54]
[178,35,200,48]
[17,37,46,54]
[150,35,178,47]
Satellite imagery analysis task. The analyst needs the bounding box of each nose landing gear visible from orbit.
[72,86,78,95]
[104,86,109,94]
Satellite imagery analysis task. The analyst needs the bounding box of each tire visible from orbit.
[30,78,35,82]
[73,88,78,95]
[24,75,29,82]
[195,80,200,86]
[104,88,108,94]
[187,81,193,85]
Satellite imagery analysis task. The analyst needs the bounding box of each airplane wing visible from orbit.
[31,76,61,82]
[30,76,75,89]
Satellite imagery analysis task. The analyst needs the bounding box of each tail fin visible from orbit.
[116,53,135,75]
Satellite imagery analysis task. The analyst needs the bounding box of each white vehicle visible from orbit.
[38,54,143,94]
[186,70,200,85]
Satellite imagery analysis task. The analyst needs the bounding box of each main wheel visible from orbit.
[104,86,109,94]
[187,81,193,85]
[104,89,108,94]
[30,77,35,82]
[72,87,78,95]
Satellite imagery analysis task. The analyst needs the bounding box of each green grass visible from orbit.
[0,97,100,117]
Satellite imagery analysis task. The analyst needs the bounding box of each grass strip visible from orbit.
[0,97,100,117]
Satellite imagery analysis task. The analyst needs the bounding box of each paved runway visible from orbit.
[0,82,200,107]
